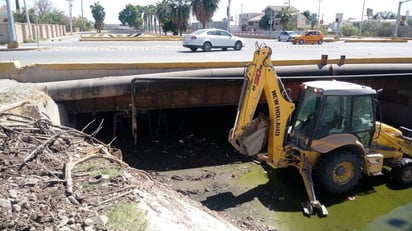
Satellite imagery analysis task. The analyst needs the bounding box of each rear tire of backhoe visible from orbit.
[391,158,412,186]
[315,149,362,194]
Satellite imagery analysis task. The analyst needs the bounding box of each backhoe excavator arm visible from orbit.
[228,43,295,164]
[229,43,329,216]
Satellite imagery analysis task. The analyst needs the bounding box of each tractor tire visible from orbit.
[391,158,412,186]
[315,149,362,193]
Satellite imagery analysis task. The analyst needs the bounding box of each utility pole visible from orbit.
[227,0,231,32]
[81,0,84,31]
[269,9,273,32]
[5,0,18,46]
[81,0,84,19]
[393,0,412,37]
[359,0,366,37]
[23,0,33,40]
[317,0,323,29]
[66,0,74,34]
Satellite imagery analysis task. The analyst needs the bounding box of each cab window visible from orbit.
[312,95,374,145]
[293,90,320,136]
[314,95,351,139]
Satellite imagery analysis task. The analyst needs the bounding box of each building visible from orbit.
[238,13,261,31]
[237,5,306,32]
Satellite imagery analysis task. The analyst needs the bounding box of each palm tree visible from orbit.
[143,4,157,33]
[170,0,190,36]
[191,0,219,29]
[90,2,105,33]
[15,0,20,12]
[276,7,292,31]
[156,0,171,34]
[302,10,316,30]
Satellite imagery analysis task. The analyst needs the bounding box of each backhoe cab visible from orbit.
[228,43,412,216]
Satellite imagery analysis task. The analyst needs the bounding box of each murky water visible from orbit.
[159,161,412,231]
[235,162,412,231]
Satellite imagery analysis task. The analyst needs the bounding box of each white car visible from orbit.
[277,31,297,42]
[182,28,245,52]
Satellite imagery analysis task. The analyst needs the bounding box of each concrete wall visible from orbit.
[0,22,66,44]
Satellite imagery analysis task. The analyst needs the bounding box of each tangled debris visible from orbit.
[0,112,129,230]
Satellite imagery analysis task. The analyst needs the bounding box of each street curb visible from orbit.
[0,47,44,52]
[79,36,183,42]
[344,39,408,43]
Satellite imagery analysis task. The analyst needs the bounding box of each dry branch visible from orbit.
[65,155,75,197]
[0,100,29,114]
[19,132,63,170]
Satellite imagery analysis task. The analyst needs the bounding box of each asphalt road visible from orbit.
[1,34,411,65]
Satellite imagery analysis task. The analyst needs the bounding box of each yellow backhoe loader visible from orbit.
[228,43,412,216]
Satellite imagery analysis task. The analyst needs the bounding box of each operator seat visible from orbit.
[329,112,345,134]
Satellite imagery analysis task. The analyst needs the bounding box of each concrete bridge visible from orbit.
[1,57,411,139]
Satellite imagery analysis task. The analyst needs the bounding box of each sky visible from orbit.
[7,0,412,24]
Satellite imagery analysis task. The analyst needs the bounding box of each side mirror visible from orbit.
[376,89,383,96]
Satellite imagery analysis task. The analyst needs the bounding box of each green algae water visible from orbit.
[235,162,412,231]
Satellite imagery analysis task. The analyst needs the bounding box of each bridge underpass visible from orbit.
[2,58,412,142]
[28,63,411,144]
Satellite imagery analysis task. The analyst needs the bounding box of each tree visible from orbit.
[156,0,172,34]
[162,20,177,34]
[39,8,67,24]
[191,0,219,28]
[275,7,292,31]
[14,7,36,23]
[143,4,157,33]
[14,7,66,25]
[15,0,20,12]
[35,0,54,15]
[170,0,190,36]
[302,10,316,30]
[90,2,105,33]
[73,17,94,31]
[118,4,143,29]
[340,24,358,36]
[258,15,270,30]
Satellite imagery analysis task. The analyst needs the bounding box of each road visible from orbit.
[1,34,411,65]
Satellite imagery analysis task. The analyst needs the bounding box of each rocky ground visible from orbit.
[0,80,274,230]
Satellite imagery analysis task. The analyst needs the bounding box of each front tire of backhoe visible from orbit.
[391,158,412,186]
[315,149,362,193]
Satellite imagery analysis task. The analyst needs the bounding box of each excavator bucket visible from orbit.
[229,115,269,156]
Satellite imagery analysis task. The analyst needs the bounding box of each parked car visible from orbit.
[277,31,297,42]
[291,30,324,45]
[182,28,245,52]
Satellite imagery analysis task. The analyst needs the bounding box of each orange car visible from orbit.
[292,30,324,45]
